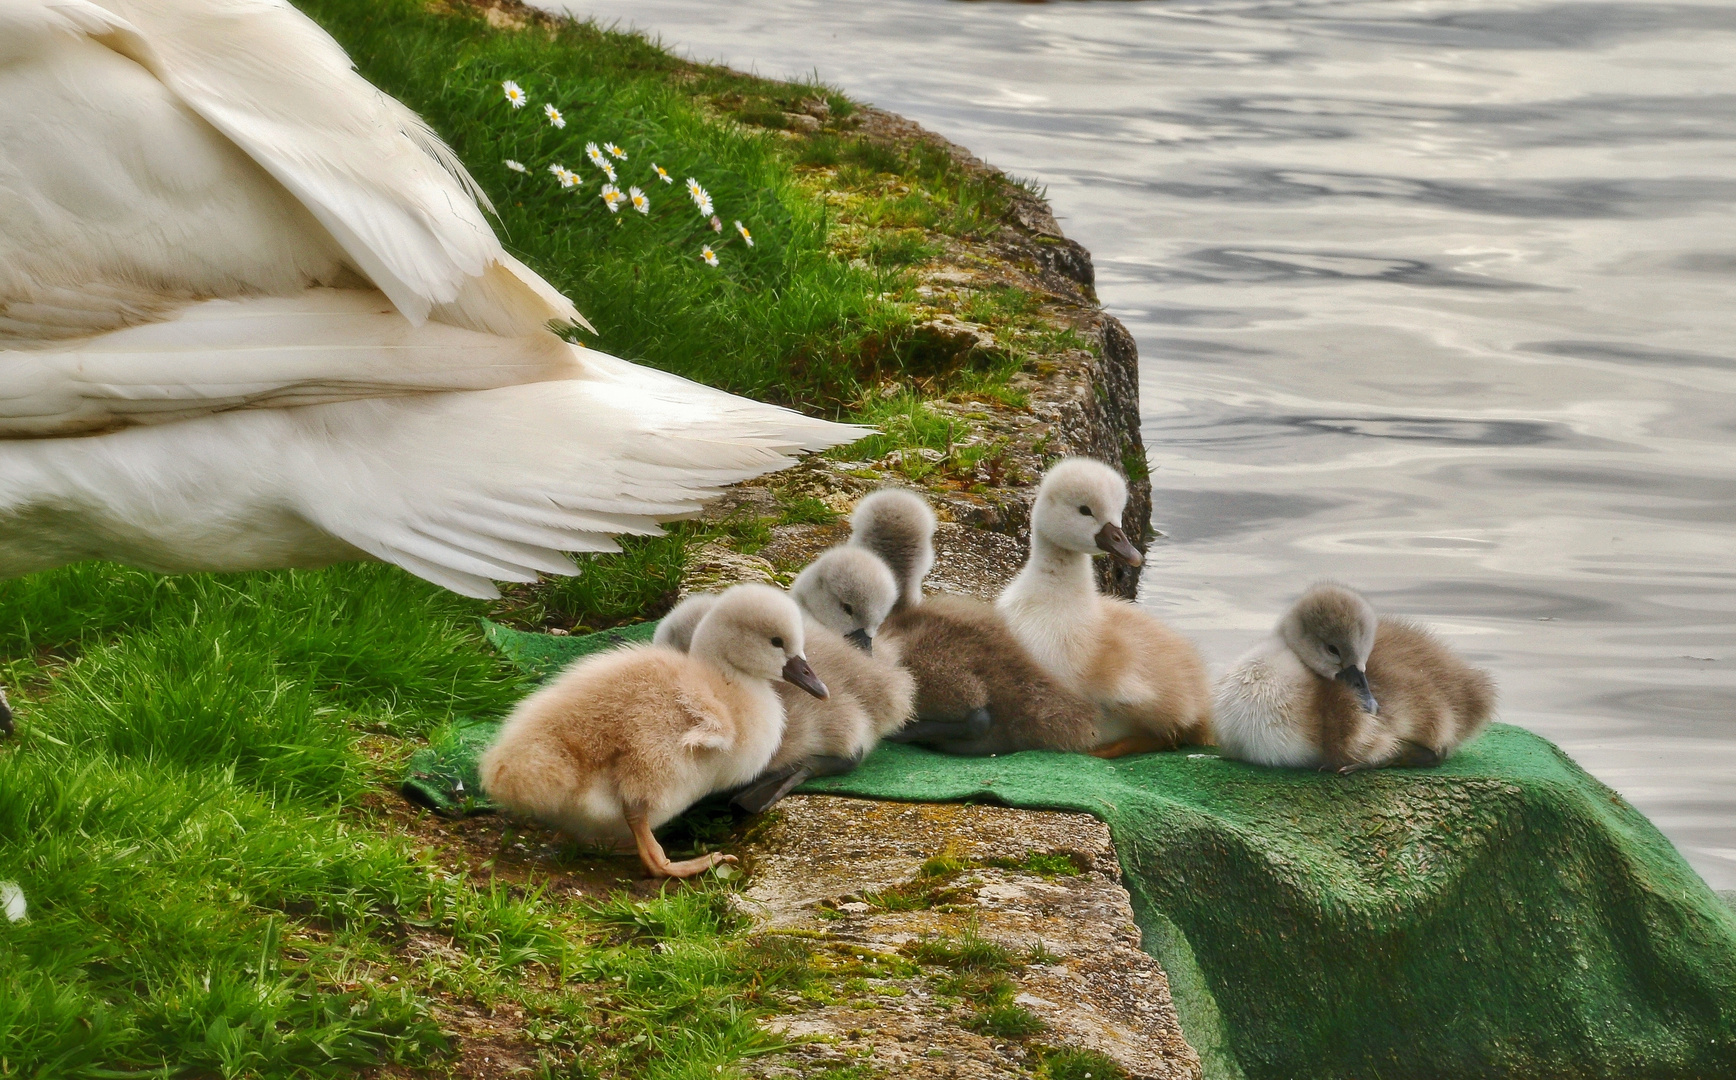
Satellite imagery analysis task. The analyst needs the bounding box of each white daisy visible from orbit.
[543,103,566,129]
[735,220,754,247]
[700,245,719,267]
[710,215,723,233]
[502,81,527,109]
[629,186,649,214]
[605,142,627,160]
[602,161,616,183]
[585,142,607,167]
[653,163,673,184]
[686,179,714,217]
[600,184,623,213]
[504,159,527,173]
[548,164,580,188]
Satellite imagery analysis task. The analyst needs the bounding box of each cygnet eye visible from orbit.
[1077,504,1093,517]
[841,602,854,616]
[770,636,785,649]
[1327,644,1341,659]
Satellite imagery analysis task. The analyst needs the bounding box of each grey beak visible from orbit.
[1094,521,1144,566]
[782,655,829,700]
[1335,665,1379,715]
[844,628,873,654]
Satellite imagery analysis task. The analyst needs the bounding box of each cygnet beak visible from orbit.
[782,655,829,699]
[1094,521,1143,566]
[844,628,873,654]
[1335,665,1379,715]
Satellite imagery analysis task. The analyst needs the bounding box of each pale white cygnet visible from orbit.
[851,488,1101,755]
[1215,583,1495,771]
[791,545,899,649]
[480,584,826,877]
[848,488,936,612]
[653,593,718,653]
[659,550,916,812]
[998,457,1211,754]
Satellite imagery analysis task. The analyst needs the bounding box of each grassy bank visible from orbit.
[301,0,1021,413]
[0,1,1090,1076]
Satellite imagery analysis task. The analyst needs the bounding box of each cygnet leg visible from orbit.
[733,750,867,814]
[888,709,1030,756]
[884,707,993,745]
[1391,740,1446,768]
[1088,732,1175,759]
[625,802,734,878]
[731,763,810,815]
[805,751,865,778]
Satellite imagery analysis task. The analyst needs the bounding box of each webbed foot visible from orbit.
[1391,740,1446,768]
[1089,732,1175,759]
[886,707,992,745]
[627,802,737,878]
[805,751,866,779]
[731,763,814,815]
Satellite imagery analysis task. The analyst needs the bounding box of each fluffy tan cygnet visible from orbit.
[480,584,827,877]
[1214,583,1495,771]
[656,549,917,812]
[850,488,1101,755]
[998,458,1212,755]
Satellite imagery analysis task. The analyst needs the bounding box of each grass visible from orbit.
[292,0,1018,416]
[0,558,839,1076]
[0,1,1108,1075]
[1034,1046,1131,1080]
[0,565,529,1075]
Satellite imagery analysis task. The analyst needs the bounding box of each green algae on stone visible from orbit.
[803,729,1736,1080]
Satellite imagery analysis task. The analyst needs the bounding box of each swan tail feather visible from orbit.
[287,379,862,593]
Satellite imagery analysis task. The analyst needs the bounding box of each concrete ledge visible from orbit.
[737,796,1202,1079]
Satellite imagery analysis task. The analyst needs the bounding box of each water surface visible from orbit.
[548,0,1736,888]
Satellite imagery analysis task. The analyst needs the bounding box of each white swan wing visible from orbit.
[0,290,591,436]
[290,361,863,597]
[0,354,866,596]
[0,0,582,340]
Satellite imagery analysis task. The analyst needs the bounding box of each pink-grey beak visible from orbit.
[782,655,829,699]
[1095,522,1143,566]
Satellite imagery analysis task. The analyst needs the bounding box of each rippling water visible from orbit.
[547,0,1736,889]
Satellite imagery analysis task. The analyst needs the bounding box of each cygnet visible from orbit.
[479,584,827,877]
[657,549,918,813]
[1214,583,1495,771]
[850,489,1101,756]
[998,458,1212,754]
[652,592,717,652]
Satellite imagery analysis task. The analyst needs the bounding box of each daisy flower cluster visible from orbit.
[495,78,761,268]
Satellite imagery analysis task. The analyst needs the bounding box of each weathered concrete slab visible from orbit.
[736,796,1201,1079]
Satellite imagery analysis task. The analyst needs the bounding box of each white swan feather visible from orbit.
[0,0,864,596]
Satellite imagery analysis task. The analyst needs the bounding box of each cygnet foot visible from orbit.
[885,707,993,745]
[1088,732,1178,759]
[627,804,735,879]
[885,708,1028,757]
[732,763,811,815]
[806,751,866,778]
[1391,740,1446,769]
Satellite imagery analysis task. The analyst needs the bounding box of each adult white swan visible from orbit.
[0,0,859,613]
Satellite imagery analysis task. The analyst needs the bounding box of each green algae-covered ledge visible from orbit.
[807,728,1736,1080]
[473,621,1736,1079]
